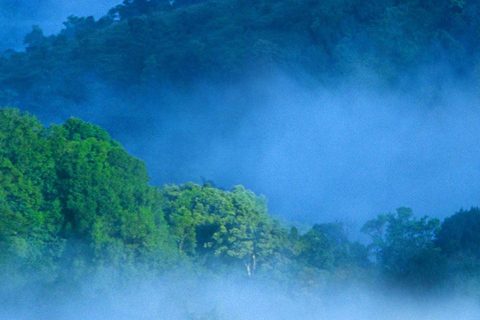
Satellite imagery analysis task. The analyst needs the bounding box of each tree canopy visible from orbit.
[1,0,479,115]
[1,108,480,295]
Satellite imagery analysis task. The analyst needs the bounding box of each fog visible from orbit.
[0,0,120,50]
[2,273,480,320]
[3,2,480,229]
[2,2,480,319]
[41,71,478,230]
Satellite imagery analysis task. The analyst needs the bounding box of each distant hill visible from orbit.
[1,0,479,111]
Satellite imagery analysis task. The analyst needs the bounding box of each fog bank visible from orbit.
[2,274,479,320]
[47,73,480,228]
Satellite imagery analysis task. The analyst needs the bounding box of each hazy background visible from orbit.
[2,1,480,231]
[3,273,480,319]
[0,0,120,50]
[37,71,476,232]
[2,3,480,319]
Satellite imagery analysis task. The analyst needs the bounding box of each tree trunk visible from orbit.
[178,235,186,252]
[245,262,251,277]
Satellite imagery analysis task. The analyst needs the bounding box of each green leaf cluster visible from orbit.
[1,0,479,111]
[3,108,480,296]
[0,108,177,283]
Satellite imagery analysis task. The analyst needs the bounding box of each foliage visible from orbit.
[0,108,63,278]
[160,183,286,276]
[436,207,480,293]
[437,207,480,257]
[1,0,480,114]
[1,108,480,295]
[0,108,178,282]
[362,207,445,288]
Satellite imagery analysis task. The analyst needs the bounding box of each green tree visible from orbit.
[436,207,480,293]
[210,185,284,276]
[298,222,370,281]
[161,183,226,255]
[0,109,63,277]
[161,183,286,276]
[437,207,480,257]
[50,118,175,270]
[362,207,444,288]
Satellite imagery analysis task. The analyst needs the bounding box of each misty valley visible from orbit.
[1,107,480,319]
[1,0,480,319]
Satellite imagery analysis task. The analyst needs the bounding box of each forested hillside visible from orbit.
[2,1,480,317]
[1,108,480,299]
[0,0,479,112]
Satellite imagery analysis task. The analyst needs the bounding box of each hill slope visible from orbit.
[1,0,479,111]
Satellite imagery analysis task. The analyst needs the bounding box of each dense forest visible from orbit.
[1,107,480,298]
[1,0,480,318]
[1,0,480,114]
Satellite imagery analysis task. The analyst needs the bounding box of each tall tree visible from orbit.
[362,207,444,288]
